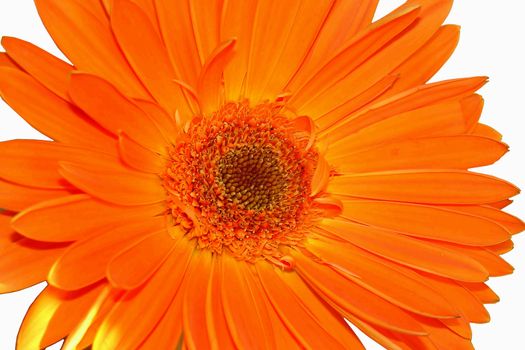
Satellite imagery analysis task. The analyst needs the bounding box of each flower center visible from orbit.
[162,102,319,262]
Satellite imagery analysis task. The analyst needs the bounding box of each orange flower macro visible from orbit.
[0,0,523,349]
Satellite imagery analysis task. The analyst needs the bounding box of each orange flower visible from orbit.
[0,0,522,349]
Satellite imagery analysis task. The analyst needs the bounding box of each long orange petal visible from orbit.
[17,283,106,349]
[93,240,193,349]
[183,251,213,350]
[340,200,510,245]
[11,194,164,242]
[49,218,167,290]
[0,236,68,293]
[59,162,166,206]
[289,6,420,111]
[111,0,194,117]
[2,36,73,100]
[0,180,72,212]
[0,67,115,151]
[154,0,201,85]
[386,25,460,94]
[107,228,177,290]
[69,73,167,153]
[292,251,427,335]
[34,0,149,99]
[329,170,519,204]
[305,236,460,318]
[316,219,489,282]
[221,255,276,349]
[118,132,165,174]
[320,76,486,140]
[0,140,119,189]
[257,262,363,349]
[328,136,508,173]
[197,39,236,114]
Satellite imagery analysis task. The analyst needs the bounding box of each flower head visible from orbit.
[0,0,523,349]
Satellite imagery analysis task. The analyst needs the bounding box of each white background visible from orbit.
[0,1,524,349]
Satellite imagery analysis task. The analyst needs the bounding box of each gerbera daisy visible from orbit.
[0,0,523,349]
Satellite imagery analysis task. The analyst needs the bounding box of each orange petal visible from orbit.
[133,99,179,144]
[340,200,510,246]
[118,132,165,174]
[34,0,149,98]
[305,236,460,319]
[245,0,335,102]
[418,317,475,350]
[320,76,487,140]
[470,123,503,140]
[154,0,202,85]
[17,283,106,349]
[316,219,489,282]
[459,282,499,304]
[329,170,519,204]
[287,0,379,90]
[310,155,330,196]
[257,262,363,349]
[289,6,420,111]
[139,284,185,349]
[0,140,119,189]
[107,228,177,289]
[292,251,427,335]
[386,25,460,95]
[12,194,164,242]
[277,266,365,348]
[59,162,166,206]
[418,273,490,324]
[220,0,258,100]
[328,136,508,173]
[486,240,514,255]
[111,0,194,117]
[2,36,73,100]
[183,251,213,350]
[221,255,276,349]
[0,236,68,293]
[0,52,18,68]
[0,67,115,151]
[433,242,514,277]
[49,218,167,290]
[328,97,476,153]
[205,256,237,349]
[93,240,193,349]
[69,73,167,153]
[197,39,236,113]
[188,0,223,65]
[0,179,72,212]
[440,204,525,235]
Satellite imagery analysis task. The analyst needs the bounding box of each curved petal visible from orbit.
[49,218,167,290]
[0,180,73,212]
[316,219,489,282]
[328,136,508,173]
[69,73,168,153]
[0,67,115,151]
[107,228,177,289]
[340,200,511,246]
[257,262,363,349]
[221,255,276,349]
[0,236,68,293]
[11,194,164,242]
[111,0,194,117]
[93,240,193,349]
[328,170,520,205]
[2,36,73,100]
[0,140,119,189]
[59,162,166,206]
[17,283,107,349]
[34,0,150,98]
